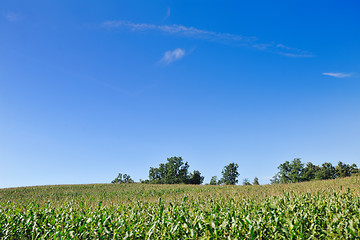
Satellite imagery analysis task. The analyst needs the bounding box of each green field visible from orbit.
[1,176,360,239]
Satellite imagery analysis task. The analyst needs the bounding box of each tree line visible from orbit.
[112,156,241,185]
[111,156,359,185]
[270,158,359,184]
[141,156,204,184]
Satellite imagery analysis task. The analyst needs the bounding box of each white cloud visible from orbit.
[322,72,352,78]
[102,21,255,43]
[275,44,314,58]
[102,20,313,58]
[160,48,186,65]
[4,12,21,22]
[278,52,314,58]
[165,7,171,20]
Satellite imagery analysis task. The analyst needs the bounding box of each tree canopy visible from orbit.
[220,163,240,185]
[209,176,218,185]
[253,177,260,185]
[146,156,204,184]
[111,173,134,184]
[113,157,358,186]
[271,159,359,184]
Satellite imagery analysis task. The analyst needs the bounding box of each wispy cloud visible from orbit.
[4,12,21,22]
[102,20,314,58]
[102,21,255,43]
[253,43,313,58]
[160,48,186,65]
[164,7,171,20]
[322,72,353,78]
[275,44,314,58]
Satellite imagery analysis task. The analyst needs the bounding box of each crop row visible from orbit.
[1,190,359,239]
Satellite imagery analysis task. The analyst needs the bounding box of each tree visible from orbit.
[147,156,203,184]
[149,167,161,183]
[221,163,240,185]
[111,173,134,184]
[164,157,189,184]
[243,178,251,186]
[253,177,260,185]
[209,176,218,185]
[315,162,336,180]
[270,173,280,184]
[188,170,204,184]
[272,159,360,184]
[335,162,359,178]
[302,162,321,181]
[273,158,304,184]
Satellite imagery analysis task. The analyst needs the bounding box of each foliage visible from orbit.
[111,173,134,183]
[243,178,251,185]
[253,176,260,185]
[270,173,280,184]
[221,162,240,185]
[315,162,336,180]
[275,158,304,184]
[188,170,204,184]
[302,162,321,181]
[209,176,218,185]
[147,156,203,184]
[272,159,359,184]
[335,161,359,178]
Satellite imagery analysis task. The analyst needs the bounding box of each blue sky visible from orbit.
[1,0,360,188]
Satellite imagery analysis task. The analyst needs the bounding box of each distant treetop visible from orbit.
[144,156,204,185]
[271,159,358,184]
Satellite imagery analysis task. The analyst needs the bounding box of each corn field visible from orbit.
[1,176,360,239]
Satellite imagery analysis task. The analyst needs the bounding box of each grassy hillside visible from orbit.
[1,176,360,239]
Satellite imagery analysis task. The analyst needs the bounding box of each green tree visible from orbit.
[253,177,260,185]
[163,157,189,184]
[188,170,204,184]
[302,162,321,181]
[274,158,304,183]
[111,173,134,184]
[270,173,280,184]
[147,156,202,184]
[315,162,336,180]
[149,167,162,183]
[209,176,217,185]
[272,159,359,184]
[335,162,359,178]
[243,178,251,186]
[221,163,240,185]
